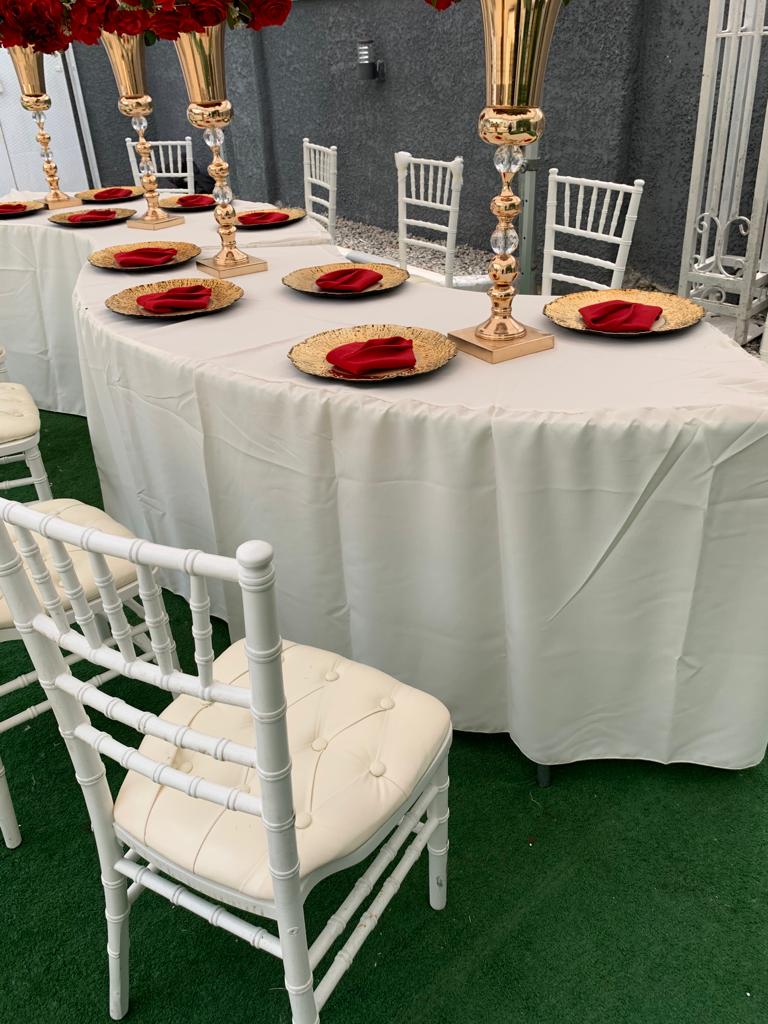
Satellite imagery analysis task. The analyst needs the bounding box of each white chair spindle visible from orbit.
[135,562,176,674]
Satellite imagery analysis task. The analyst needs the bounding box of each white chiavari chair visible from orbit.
[395,150,464,287]
[303,138,337,243]
[0,348,51,504]
[0,499,452,1022]
[541,169,645,292]
[125,136,195,193]
[0,497,154,850]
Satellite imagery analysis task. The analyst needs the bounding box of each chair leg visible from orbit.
[25,445,52,501]
[0,751,21,849]
[427,754,450,911]
[536,764,552,788]
[104,875,131,1020]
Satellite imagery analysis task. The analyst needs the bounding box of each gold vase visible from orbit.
[450,0,562,363]
[174,24,265,278]
[7,46,80,210]
[101,31,183,229]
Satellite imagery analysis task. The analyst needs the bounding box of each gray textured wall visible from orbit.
[72,0,718,289]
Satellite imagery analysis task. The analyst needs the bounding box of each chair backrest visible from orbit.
[125,137,195,194]
[303,138,337,243]
[0,347,9,383]
[541,169,645,293]
[395,151,463,288]
[0,497,300,906]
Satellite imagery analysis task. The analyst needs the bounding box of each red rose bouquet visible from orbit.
[147,0,292,40]
[0,0,73,53]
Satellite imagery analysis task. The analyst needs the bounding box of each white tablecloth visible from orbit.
[0,191,330,414]
[73,248,768,769]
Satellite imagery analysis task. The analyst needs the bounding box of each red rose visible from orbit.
[108,7,150,33]
[187,0,229,27]
[247,0,291,30]
[149,8,182,38]
[424,0,455,8]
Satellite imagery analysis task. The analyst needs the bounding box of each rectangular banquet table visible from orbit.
[72,244,768,769]
[0,191,330,414]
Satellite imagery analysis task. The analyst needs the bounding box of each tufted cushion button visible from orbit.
[311,737,328,752]
[295,812,312,830]
[369,761,386,777]
[324,670,339,682]
[379,697,395,710]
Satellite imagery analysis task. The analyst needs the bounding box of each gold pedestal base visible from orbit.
[196,255,268,279]
[449,322,554,364]
[126,214,185,231]
[46,196,82,211]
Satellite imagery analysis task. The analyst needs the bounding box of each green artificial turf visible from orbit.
[1,410,767,1024]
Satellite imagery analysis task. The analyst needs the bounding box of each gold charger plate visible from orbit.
[544,289,705,338]
[105,276,244,319]
[76,186,144,203]
[288,324,457,382]
[89,240,202,272]
[0,200,45,219]
[283,262,409,298]
[159,195,216,212]
[49,208,136,228]
[236,207,306,230]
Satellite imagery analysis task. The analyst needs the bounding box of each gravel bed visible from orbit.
[335,216,488,275]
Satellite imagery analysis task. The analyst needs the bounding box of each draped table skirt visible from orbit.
[72,244,768,768]
[0,191,330,414]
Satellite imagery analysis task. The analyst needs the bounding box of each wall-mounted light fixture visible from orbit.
[357,40,385,81]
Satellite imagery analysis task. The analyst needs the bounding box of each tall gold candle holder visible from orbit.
[7,46,81,210]
[174,24,266,278]
[450,0,562,363]
[101,31,184,230]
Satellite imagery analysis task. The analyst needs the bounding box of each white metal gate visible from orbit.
[678,0,768,356]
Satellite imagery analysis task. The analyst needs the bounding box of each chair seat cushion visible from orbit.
[114,640,452,902]
[1,498,137,629]
[0,383,40,443]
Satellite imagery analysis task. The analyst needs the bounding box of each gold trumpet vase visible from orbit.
[174,23,266,277]
[450,0,562,363]
[101,31,184,230]
[7,46,81,210]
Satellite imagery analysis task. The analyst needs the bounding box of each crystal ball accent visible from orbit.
[131,116,148,134]
[213,184,233,205]
[494,145,524,175]
[491,226,519,255]
[204,128,225,150]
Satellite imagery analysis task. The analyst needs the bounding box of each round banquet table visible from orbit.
[0,190,330,415]
[72,245,768,770]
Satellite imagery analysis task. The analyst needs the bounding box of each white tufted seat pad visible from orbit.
[0,498,138,630]
[114,640,452,902]
[0,382,40,443]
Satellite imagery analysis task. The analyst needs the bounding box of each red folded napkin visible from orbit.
[177,194,215,208]
[67,209,117,224]
[0,203,28,214]
[316,268,384,293]
[94,187,133,200]
[136,284,212,314]
[238,210,290,225]
[579,299,663,333]
[113,247,178,268]
[327,336,416,376]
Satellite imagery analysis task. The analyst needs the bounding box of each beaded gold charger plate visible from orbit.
[49,209,136,228]
[76,186,144,203]
[289,324,457,382]
[105,277,244,319]
[158,195,216,213]
[236,207,306,229]
[283,262,408,298]
[89,240,202,272]
[0,200,45,219]
[544,289,705,338]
